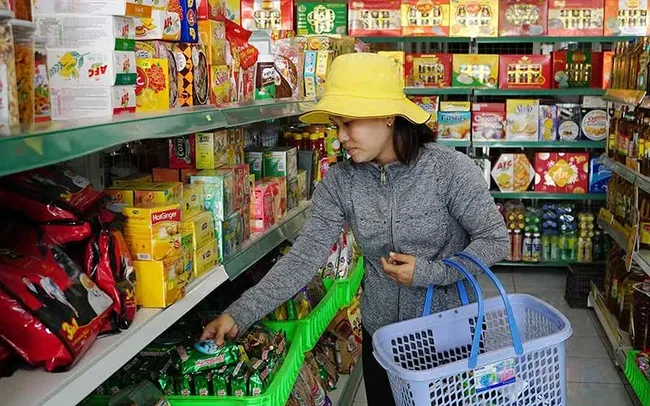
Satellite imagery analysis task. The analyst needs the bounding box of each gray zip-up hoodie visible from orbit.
[225,144,509,335]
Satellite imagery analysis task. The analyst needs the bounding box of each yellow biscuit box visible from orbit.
[105,188,135,212]
[193,239,219,278]
[133,182,183,207]
[182,211,216,251]
[122,205,182,261]
[182,183,205,220]
[134,256,185,308]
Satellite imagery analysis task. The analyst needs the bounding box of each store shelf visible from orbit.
[328,362,364,405]
[474,88,605,97]
[495,261,604,267]
[361,36,471,43]
[224,201,312,280]
[0,99,315,178]
[632,250,650,277]
[597,217,629,249]
[599,155,650,194]
[588,287,632,369]
[0,266,230,406]
[602,89,647,106]
[474,140,606,149]
[476,36,639,43]
[438,139,471,147]
[490,191,607,200]
[403,87,472,96]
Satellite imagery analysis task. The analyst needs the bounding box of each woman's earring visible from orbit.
[387,122,393,127]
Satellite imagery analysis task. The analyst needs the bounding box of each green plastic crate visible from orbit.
[625,351,650,406]
[265,256,364,351]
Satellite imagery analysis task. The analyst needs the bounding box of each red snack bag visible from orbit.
[0,167,105,222]
[225,19,259,71]
[0,244,113,371]
[85,229,136,332]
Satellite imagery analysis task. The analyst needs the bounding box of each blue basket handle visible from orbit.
[422,259,485,369]
[457,252,524,357]
[423,280,470,318]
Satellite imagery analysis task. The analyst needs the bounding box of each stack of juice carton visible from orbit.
[33,3,146,120]
[245,145,301,234]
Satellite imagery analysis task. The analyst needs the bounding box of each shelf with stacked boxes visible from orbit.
[474,140,606,149]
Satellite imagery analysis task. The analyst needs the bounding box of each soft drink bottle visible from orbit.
[523,233,533,262]
[542,234,551,261]
[532,233,542,262]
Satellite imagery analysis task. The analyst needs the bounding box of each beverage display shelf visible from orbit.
[474,140,606,149]
[490,192,607,200]
[0,99,314,178]
[474,88,605,97]
[599,155,650,194]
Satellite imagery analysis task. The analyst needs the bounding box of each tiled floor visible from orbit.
[351,268,641,406]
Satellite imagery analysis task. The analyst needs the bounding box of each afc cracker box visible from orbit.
[405,53,452,87]
[498,54,551,89]
[548,0,605,36]
[499,0,548,36]
[401,0,450,36]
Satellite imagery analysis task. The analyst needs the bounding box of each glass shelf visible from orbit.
[0,99,315,177]
[404,87,472,95]
[474,88,605,97]
[491,191,607,200]
[474,140,606,149]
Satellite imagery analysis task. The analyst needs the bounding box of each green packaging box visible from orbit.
[263,147,298,180]
[215,209,242,260]
[296,2,348,35]
[190,169,234,221]
[245,146,268,180]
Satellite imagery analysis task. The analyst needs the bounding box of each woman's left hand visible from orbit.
[381,252,416,286]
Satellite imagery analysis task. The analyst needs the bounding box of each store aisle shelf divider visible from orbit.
[600,154,650,195]
[474,140,606,149]
[491,191,607,200]
[0,99,315,178]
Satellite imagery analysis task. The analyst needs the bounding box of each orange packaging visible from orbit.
[136,58,170,111]
[548,0,604,36]
[604,0,650,36]
[603,51,613,89]
[498,55,551,89]
[153,168,181,182]
[405,53,452,87]
[401,0,450,36]
[499,0,548,36]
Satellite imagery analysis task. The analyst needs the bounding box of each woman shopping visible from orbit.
[201,53,509,405]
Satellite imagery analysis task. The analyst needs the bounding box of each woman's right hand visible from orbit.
[200,313,239,345]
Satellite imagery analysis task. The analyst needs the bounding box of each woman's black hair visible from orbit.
[393,116,437,165]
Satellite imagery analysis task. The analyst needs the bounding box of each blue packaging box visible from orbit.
[589,158,612,193]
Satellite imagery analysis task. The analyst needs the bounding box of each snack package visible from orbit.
[539,104,558,141]
[135,40,178,108]
[409,96,439,131]
[450,0,499,36]
[498,54,551,89]
[506,99,539,141]
[401,0,450,36]
[271,37,306,99]
[0,167,104,222]
[548,0,604,36]
[552,51,604,88]
[405,53,452,87]
[452,54,499,88]
[534,152,589,194]
[0,245,113,371]
[84,229,137,331]
[491,153,535,192]
[241,0,294,31]
[297,2,348,35]
[472,102,505,141]
[348,0,402,36]
[499,0,547,35]
[604,0,650,36]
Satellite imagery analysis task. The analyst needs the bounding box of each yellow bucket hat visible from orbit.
[299,53,431,125]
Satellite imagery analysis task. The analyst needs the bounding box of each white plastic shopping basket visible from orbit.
[373,252,573,406]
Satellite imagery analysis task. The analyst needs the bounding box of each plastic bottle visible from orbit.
[512,230,522,262]
[522,233,533,262]
[577,237,586,263]
[584,238,593,263]
[618,269,647,331]
[506,230,514,261]
[532,233,542,262]
[550,234,560,261]
[542,234,551,261]
[593,231,603,261]
[293,132,304,150]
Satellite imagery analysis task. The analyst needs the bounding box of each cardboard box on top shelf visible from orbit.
[552,51,604,88]
[534,152,589,193]
[604,0,650,36]
[506,99,539,141]
[192,45,210,106]
[196,131,230,169]
[472,103,505,141]
[198,0,226,20]
[182,211,216,251]
[50,85,136,120]
[377,51,405,87]
[48,49,136,87]
[449,0,499,37]
[297,1,348,35]
[401,0,450,36]
[34,15,136,51]
[172,43,194,107]
[498,0,548,36]
[134,256,185,308]
[348,0,401,36]
[135,58,170,111]
[498,55,551,89]
[491,153,535,192]
[199,20,227,65]
[191,169,235,221]
[122,205,183,261]
[134,10,181,41]
[547,0,604,36]
[241,0,294,31]
[169,135,196,169]
[134,41,178,108]
[210,65,231,106]
[33,0,153,18]
[452,54,499,88]
[405,53,452,87]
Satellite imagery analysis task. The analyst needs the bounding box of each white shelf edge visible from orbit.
[589,288,633,367]
[0,266,229,406]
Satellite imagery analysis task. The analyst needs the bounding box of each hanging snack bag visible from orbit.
[84,229,137,331]
[0,245,113,371]
[0,166,105,222]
